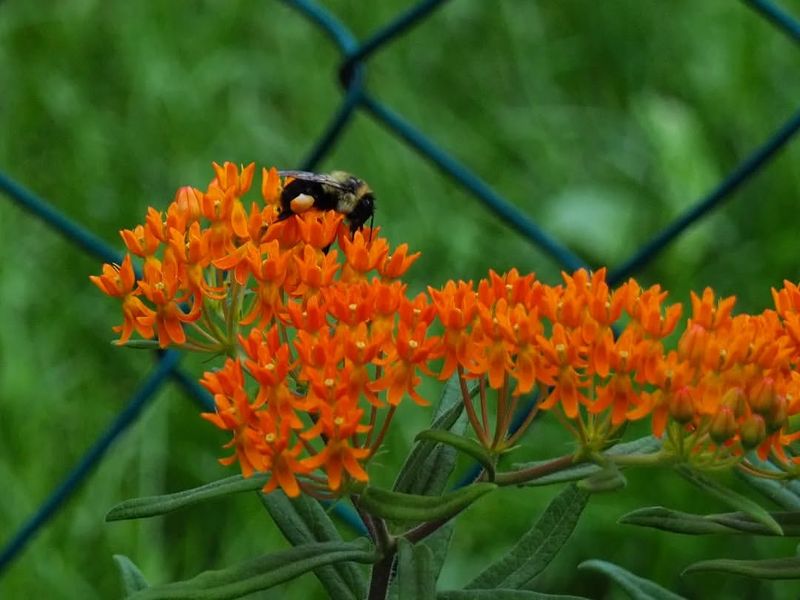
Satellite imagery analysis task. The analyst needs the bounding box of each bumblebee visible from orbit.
[277,170,375,233]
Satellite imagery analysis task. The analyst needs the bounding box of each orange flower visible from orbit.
[261,166,282,208]
[135,256,201,347]
[211,161,255,198]
[429,280,478,380]
[302,437,370,492]
[296,210,344,250]
[200,359,264,477]
[91,254,137,298]
[340,230,389,279]
[536,323,588,418]
[259,417,309,498]
[380,243,420,279]
[291,245,341,299]
[469,298,515,389]
[240,240,290,327]
[373,321,435,406]
[90,255,155,344]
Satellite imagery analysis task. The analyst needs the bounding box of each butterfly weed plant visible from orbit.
[93,162,800,599]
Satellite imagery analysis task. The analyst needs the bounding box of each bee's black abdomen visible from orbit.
[277,171,375,235]
[280,179,339,213]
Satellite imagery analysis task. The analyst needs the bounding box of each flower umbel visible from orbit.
[95,162,800,498]
[93,163,434,497]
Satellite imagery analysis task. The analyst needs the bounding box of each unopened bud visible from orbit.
[740,414,767,449]
[765,395,788,433]
[710,406,737,444]
[669,387,695,424]
[749,377,776,415]
[721,387,747,418]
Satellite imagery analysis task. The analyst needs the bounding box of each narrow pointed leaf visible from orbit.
[439,591,589,599]
[116,340,164,349]
[684,555,800,579]
[114,555,149,595]
[397,538,437,600]
[577,465,626,493]
[737,459,800,510]
[415,429,495,480]
[260,491,367,599]
[394,374,474,495]
[676,466,782,535]
[516,436,661,487]
[359,483,495,522]
[425,520,456,583]
[579,560,687,600]
[106,474,267,521]
[467,484,589,589]
[620,506,800,536]
[128,540,376,600]
[739,473,800,511]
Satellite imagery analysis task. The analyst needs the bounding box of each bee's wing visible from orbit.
[278,170,349,190]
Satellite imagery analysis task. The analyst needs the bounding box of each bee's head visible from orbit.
[348,190,376,233]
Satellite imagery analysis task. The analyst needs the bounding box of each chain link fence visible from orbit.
[2,0,799,579]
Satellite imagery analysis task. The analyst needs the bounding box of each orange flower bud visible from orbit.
[749,377,776,415]
[710,406,737,444]
[721,387,747,419]
[740,414,767,449]
[668,387,694,424]
[765,395,788,433]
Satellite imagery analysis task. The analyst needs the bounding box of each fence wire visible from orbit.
[2,0,800,578]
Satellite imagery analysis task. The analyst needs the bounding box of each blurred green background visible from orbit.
[2,1,800,598]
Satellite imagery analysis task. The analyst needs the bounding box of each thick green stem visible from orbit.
[493,453,576,486]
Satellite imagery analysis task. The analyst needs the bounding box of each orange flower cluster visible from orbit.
[92,162,427,497]
[427,269,682,450]
[429,269,800,473]
[93,161,800,497]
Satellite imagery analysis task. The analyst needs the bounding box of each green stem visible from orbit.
[608,450,670,467]
[459,366,489,447]
[491,374,509,450]
[493,453,576,486]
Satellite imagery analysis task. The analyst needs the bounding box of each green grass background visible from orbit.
[2,1,800,598]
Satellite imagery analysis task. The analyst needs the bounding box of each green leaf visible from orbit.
[739,473,800,511]
[114,555,149,595]
[128,540,376,600]
[467,484,589,589]
[415,429,495,480]
[576,465,626,493]
[683,556,800,579]
[115,339,163,349]
[397,538,437,600]
[439,591,589,599]
[676,466,782,535]
[394,374,473,496]
[390,522,456,600]
[516,436,661,487]
[359,483,495,522]
[260,491,367,599]
[424,520,456,583]
[578,559,687,600]
[620,506,800,536]
[737,458,800,511]
[106,474,267,521]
